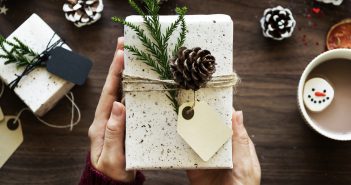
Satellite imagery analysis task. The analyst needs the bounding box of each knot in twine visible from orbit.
[8,34,64,90]
[122,73,240,92]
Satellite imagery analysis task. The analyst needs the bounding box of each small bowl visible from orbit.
[297,49,351,141]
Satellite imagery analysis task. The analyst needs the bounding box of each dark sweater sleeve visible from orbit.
[79,153,145,185]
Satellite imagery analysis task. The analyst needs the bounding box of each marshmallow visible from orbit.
[303,77,334,112]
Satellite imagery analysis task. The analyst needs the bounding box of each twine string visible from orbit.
[8,34,64,90]
[12,92,81,131]
[122,73,240,92]
[1,34,80,130]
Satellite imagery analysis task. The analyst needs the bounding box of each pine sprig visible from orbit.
[133,0,169,77]
[112,17,167,76]
[164,7,187,45]
[124,45,166,78]
[0,35,38,68]
[172,16,187,57]
[112,0,187,113]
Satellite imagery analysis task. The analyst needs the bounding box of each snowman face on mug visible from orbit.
[303,77,334,112]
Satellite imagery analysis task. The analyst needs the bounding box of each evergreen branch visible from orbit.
[131,0,160,43]
[112,16,167,74]
[166,89,179,114]
[0,35,39,68]
[13,37,37,57]
[112,17,142,33]
[144,0,160,15]
[113,0,188,113]
[128,0,146,16]
[172,17,187,57]
[164,7,187,44]
[124,45,167,78]
[0,35,5,44]
[142,0,168,75]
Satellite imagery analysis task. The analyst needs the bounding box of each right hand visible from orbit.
[88,37,135,182]
[187,110,261,185]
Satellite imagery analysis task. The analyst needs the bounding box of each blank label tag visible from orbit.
[177,101,232,161]
[0,116,23,168]
[47,47,93,85]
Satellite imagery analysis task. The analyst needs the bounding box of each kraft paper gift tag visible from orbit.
[177,101,232,161]
[0,115,23,168]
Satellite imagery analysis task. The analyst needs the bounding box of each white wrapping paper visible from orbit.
[124,14,234,169]
[0,14,74,116]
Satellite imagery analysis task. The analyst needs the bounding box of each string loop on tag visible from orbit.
[12,92,81,131]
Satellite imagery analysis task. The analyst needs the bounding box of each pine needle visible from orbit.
[0,35,38,68]
[112,0,187,113]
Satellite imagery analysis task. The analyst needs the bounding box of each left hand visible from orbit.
[88,37,135,182]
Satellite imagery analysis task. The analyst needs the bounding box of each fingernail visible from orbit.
[117,37,122,44]
[112,102,123,119]
[236,111,243,126]
[117,49,124,57]
[113,50,118,60]
[114,49,121,58]
[113,50,123,63]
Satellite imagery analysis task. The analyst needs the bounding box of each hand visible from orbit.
[88,37,135,182]
[187,111,261,185]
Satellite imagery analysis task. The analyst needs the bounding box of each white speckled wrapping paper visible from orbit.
[124,14,234,170]
[0,14,74,116]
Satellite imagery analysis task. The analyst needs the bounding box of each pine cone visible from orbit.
[260,6,296,40]
[170,47,216,91]
[63,0,104,27]
[316,0,343,6]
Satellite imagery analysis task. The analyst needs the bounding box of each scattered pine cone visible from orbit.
[260,6,296,40]
[63,0,104,27]
[170,47,216,91]
[316,0,343,6]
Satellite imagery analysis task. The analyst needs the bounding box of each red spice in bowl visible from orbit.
[327,19,351,50]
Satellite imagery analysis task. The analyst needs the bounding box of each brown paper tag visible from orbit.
[177,101,232,161]
[0,116,23,168]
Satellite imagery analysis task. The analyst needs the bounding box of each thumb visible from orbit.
[232,111,251,162]
[102,102,126,157]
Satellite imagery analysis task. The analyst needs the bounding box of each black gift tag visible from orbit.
[46,47,92,85]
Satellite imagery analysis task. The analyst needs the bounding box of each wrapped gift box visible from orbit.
[0,14,74,116]
[124,14,234,170]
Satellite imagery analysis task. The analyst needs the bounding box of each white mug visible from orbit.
[297,48,351,141]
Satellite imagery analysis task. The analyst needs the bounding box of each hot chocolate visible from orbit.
[307,58,351,133]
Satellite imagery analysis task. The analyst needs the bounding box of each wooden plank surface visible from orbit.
[1,0,351,184]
